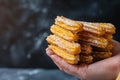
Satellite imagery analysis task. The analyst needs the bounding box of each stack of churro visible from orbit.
[46,16,116,64]
[78,21,115,63]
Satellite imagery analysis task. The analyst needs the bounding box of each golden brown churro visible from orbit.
[103,34,113,41]
[46,35,81,55]
[92,44,113,52]
[94,23,116,34]
[79,32,108,48]
[79,21,105,36]
[50,24,78,41]
[80,44,92,55]
[49,45,79,64]
[92,52,112,60]
[46,16,116,64]
[55,16,83,33]
[79,55,93,64]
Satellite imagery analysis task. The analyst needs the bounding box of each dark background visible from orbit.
[0,0,120,69]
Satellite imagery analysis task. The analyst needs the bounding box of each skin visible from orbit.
[46,40,120,80]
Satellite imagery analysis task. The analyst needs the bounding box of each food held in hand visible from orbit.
[46,16,116,64]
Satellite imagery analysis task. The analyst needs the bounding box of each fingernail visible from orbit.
[59,68,63,71]
[46,48,50,51]
[46,50,51,56]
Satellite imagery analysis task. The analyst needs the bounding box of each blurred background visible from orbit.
[0,0,120,80]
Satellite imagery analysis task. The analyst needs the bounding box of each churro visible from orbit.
[79,55,93,64]
[79,32,108,48]
[55,16,83,33]
[80,44,92,55]
[46,16,116,64]
[50,24,78,41]
[94,23,116,34]
[46,35,81,55]
[92,44,113,52]
[92,52,112,61]
[79,21,105,36]
[49,45,79,64]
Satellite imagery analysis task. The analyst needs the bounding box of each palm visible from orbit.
[46,40,120,80]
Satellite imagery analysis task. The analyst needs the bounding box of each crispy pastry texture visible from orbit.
[55,16,83,33]
[46,16,116,64]
[79,55,93,64]
[49,45,79,64]
[46,35,81,55]
[50,24,78,41]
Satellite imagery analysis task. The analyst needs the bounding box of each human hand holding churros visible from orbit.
[46,40,120,80]
[46,16,120,80]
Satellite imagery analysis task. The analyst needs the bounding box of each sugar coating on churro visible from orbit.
[55,16,83,33]
[49,45,79,64]
[46,16,116,64]
[94,23,116,34]
[79,55,93,64]
[79,32,108,48]
[56,16,79,26]
[46,35,81,55]
[80,21,106,36]
[50,24,78,41]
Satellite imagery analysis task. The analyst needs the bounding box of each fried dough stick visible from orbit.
[80,44,92,55]
[92,44,113,52]
[46,35,81,55]
[94,23,116,34]
[92,52,112,61]
[79,55,93,64]
[79,32,108,48]
[51,24,78,41]
[79,21,105,36]
[49,45,79,64]
[55,16,83,33]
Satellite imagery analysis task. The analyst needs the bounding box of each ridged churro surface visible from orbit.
[92,52,112,61]
[46,16,116,64]
[80,21,105,36]
[79,32,108,48]
[80,44,92,55]
[49,45,79,64]
[79,55,93,64]
[55,16,83,33]
[46,35,81,55]
[51,24,78,41]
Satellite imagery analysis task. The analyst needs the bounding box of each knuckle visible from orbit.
[59,68,63,71]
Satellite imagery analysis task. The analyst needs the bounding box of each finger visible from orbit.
[87,55,120,80]
[51,55,78,71]
[46,49,64,70]
[50,56,64,71]
[111,40,120,55]
[112,40,120,47]
[50,54,88,79]
[47,50,89,79]
[46,48,54,56]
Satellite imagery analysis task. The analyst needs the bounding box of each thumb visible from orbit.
[111,40,120,55]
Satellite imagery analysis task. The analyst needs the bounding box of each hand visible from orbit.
[46,40,120,80]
